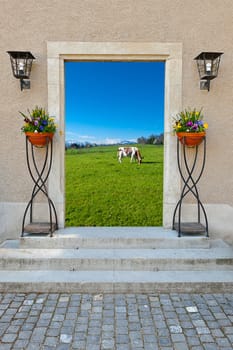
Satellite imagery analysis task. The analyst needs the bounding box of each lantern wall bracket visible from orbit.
[20,79,30,91]
[200,79,210,91]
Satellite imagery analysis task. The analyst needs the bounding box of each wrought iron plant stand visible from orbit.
[172,134,208,237]
[21,134,58,237]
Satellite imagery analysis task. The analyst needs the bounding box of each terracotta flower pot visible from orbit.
[25,132,54,147]
[176,132,206,147]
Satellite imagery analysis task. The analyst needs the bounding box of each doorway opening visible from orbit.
[65,61,165,226]
[47,41,182,229]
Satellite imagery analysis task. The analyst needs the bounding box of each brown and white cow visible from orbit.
[117,146,142,164]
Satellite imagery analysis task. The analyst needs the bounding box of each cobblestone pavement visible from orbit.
[0,293,233,350]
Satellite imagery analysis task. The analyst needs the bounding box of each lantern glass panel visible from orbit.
[11,57,33,79]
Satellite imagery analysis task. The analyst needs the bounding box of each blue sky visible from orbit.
[65,61,165,144]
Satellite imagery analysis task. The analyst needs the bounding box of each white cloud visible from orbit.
[66,131,79,139]
[103,138,121,145]
[79,135,96,141]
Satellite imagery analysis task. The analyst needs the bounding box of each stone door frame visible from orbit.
[47,42,182,228]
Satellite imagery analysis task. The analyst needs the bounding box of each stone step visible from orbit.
[1,228,232,293]
[0,247,232,271]
[0,270,232,293]
[20,227,211,249]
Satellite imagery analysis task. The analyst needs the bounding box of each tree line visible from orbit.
[137,133,164,145]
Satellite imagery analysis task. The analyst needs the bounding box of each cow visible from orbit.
[117,146,142,164]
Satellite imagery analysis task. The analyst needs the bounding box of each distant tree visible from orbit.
[153,133,164,145]
[137,133,164,145]
[70,143,79,149]
[137,136,147,144]
[85,142,92,148]
[147,134,156,144]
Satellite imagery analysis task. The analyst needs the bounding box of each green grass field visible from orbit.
[65,144,163,226]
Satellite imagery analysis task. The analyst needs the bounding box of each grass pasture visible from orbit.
[65,144,163,226]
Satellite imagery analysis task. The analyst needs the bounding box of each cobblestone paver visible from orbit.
[0,293,232,349]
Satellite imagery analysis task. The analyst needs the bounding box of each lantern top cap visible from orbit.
[194,52,223,60]
[7,51,35,60]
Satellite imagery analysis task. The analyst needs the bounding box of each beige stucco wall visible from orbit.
[0,0,233,242]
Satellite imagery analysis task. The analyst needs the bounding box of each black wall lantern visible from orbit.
[7,51,35,90]
[194,52,223,91]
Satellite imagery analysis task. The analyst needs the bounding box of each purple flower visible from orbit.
[39,125,44,132]
[186,121,193,127]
